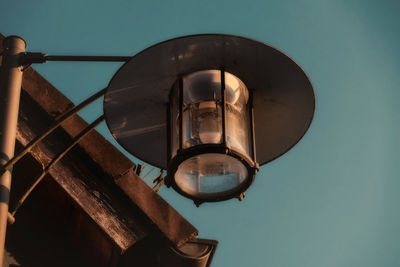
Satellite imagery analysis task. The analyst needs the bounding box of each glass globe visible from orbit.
[169,70,253,201]
[175,153,248,198]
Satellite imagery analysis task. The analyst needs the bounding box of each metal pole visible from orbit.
[0,35,25,264]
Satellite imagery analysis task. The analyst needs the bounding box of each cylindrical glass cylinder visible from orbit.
[224,72,250,156]
[169,70,253,200]
[182,71,222,149]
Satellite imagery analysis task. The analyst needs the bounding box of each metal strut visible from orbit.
[20,52,131,65]
[46,55,131,62]
[0,88,106,177]
[152,169,165,192]
[8,115,105,222]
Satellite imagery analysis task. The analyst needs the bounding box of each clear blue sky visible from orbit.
[1,1,400,266]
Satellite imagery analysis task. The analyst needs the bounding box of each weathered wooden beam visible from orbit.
[115,168,198,248]
[0,32,198,250]
[15,83,150,251]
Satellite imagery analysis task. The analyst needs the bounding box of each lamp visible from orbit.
[167,70,255,203]
[0,34,315,264]
[103,34,315,205]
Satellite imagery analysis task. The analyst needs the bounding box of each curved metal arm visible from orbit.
[0,88,106,177]
[9,115,105,221]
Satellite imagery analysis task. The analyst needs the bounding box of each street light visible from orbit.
[104,34,315,206]
[0,34,315,263]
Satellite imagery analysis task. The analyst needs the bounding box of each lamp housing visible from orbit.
[103,34,315,205]
[166,70,258,204]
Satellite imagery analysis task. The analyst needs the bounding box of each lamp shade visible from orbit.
[103,34,315,203]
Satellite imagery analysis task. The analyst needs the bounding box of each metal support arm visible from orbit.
[9,115,105,221]
[20,52,131,65]
[0,88,106,177]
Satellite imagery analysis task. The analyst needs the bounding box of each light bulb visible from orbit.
[198,101,222,144]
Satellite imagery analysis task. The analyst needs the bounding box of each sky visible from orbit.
[1,0,400,266]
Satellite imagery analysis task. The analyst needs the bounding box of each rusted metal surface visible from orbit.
[0,32,198,251]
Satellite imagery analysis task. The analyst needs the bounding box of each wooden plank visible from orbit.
[15,89,150,251]
[0,32,198,248]
[115,168,198,248]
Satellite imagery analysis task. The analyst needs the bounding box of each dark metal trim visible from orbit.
[20,52,131,65]
[165,69,260,204]
[166,143,258,205]
[248,89,257,163]
[178,77,183,153]
[220,69,227,146]
[166,103,171,162]
[46,55,130,62]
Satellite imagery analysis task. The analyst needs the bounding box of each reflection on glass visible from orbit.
[224,72,250,155]
[182,70,222,148]
[170,70,251,158]
[175,153,248,198]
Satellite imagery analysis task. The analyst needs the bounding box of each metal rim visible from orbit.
[166,144,257,204]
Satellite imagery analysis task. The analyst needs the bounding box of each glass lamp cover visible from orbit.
[171,70,252,199]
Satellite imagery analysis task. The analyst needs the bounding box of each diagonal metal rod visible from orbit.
[141,167,155,180]
[152,169,165,192]
[152,179,165,193]
[0,88,106,177]
[9,115,105,219]
[152,169,164,184]
[135,163,148,176]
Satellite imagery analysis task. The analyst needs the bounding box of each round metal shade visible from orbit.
[104,34,315,169]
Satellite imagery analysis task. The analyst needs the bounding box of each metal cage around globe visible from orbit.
[103,34,315,204]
